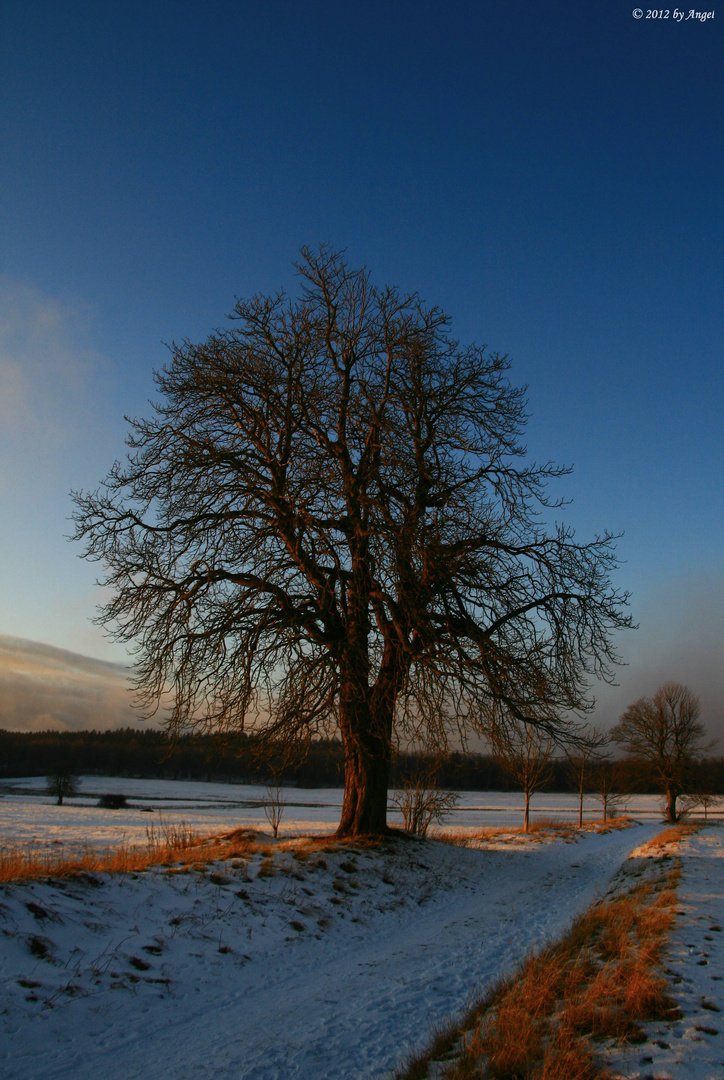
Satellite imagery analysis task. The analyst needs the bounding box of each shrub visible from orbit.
[263,779,285,838]
[98,793,128,809]
[391,768,460,837]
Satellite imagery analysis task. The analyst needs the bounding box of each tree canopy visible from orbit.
[73,247,632,836]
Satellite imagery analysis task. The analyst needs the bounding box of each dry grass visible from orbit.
[438,818,634,849]
[0,824,267,883]
[463,953,563,1076]
[537,1023,602,1080]
[0,823,393,885]
[288,833,387,854]
[396,847,686,1080]
[635,824,696,854]
[528,817,573,833]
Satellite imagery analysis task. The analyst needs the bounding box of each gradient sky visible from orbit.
[0,1,722,734]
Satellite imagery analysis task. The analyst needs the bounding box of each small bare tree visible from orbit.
[263,777,286,838]
[46,765,80,806]
[612,683,714,823]
[391,764,460,837]
[589,757,626,822]
[696,792,722,821]
[680,791,722,822]
[565,726,607,827]
[490,721,555,832]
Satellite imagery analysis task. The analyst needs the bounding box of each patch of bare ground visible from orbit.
[396,825,693,1080]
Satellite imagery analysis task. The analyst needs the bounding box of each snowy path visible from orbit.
[1,823,661,1080]
[229,826,661,1080]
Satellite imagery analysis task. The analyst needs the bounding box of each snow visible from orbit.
[605,826,724,1080]
[0,775,682,854]
[1,779,722,1080]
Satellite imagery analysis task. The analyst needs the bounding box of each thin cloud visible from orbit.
[0,635,150,732]
[0,279,112,490]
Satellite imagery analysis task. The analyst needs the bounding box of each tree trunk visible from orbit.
[337,739,391,837]
[578,788,583,828]
[524,790,530,832]
[666,787,678,824]
[334,626,408,842]
[335,647,395,838]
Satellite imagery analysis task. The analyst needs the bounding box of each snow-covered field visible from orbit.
[1,779,723,1080]
[0,775,686,854]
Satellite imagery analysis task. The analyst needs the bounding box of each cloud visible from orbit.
[0,280,112,490]
[0,635,152,732]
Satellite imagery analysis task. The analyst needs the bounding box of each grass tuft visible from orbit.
[537,1024,601,1080]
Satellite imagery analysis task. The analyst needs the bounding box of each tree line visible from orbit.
[3,726,724,796]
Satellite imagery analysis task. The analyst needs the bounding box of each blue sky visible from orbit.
[0,1,721,732]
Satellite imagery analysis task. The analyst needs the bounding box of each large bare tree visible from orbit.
[73,247,632,837]
[611,682,712,823]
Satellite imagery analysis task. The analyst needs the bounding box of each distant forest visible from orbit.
[3,727,724,794]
